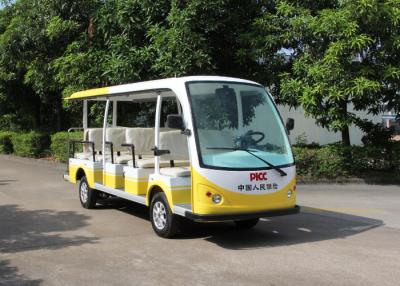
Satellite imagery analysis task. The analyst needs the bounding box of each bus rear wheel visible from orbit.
[150,192,179,238]
[78,176,98,209]
[234,218,259,229]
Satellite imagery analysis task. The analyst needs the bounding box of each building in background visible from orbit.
[278,105,383,146]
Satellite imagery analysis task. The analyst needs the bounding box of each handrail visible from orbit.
[121,143,136,167]
[69,140,96,162]
[66,128,85,169]
[68,127,84,133]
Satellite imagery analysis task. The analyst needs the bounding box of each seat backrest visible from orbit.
[159,130,189,161]
[125,128,154,156]
[106,127,126,152]
[82,129,90,152]
[87,128,103,151]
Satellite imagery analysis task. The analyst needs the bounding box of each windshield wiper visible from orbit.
[207,147,287,176]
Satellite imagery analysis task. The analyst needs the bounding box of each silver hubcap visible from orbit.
[153,201,167,230]
[80,181,88,203]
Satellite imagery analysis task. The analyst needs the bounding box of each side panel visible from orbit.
[124,167,153,196]
[69,159,103,188]
[103,163,124,189]
[125,178,149,196]
[192,166,296,215]
[103,173,124,189]
[146,175,191,209]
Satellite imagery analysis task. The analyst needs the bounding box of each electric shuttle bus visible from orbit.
[63,76,299,237]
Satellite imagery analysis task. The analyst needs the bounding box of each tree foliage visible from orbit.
[252,0,400,145]
[0,0,399,146]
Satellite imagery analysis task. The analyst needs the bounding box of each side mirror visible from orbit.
[286,118,294,132]
[166,114,185,130]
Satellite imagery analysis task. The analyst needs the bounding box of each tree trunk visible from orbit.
[340,99,350,146]
[55,95,62,131]
[341,125,350,146]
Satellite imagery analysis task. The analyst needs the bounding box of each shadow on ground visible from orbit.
[178,207,383,250]
[96,197,149,221]
[0,260,42,286]
[0,204,98,253]
[0,180,18,186]
[98,199,383,250]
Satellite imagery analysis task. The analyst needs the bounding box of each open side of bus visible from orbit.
[63,76,299,237]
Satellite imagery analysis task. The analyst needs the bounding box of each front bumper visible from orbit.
[185,205,300,222]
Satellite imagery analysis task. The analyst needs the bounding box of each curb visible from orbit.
[297,177,400,185]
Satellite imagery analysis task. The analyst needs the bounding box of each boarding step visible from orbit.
[173,204,192,216]
[94,183,146,205]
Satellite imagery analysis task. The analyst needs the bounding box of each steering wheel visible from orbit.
[235,130,265,149]
[247,130,265,144]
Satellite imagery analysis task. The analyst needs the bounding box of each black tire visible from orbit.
[150,192,179,238]
[234,218,259,229]
[78,176,98,209]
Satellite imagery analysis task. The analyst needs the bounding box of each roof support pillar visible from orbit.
[83,100,88,129]
[112,100,117,127]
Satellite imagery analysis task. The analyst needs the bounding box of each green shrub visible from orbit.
[313,145,350,178]
[11,132,50,158]
[390,142,400,172]
[51,131,83,162]
[351,143,400,173]
[0,131,16,154]
[292,147,318,176]
[293,142,400,179]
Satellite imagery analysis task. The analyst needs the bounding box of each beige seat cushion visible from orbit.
[114,153,133,164]
[125,128,154,156]
[75,152,103,162]
[75,152,91,160]
[106,127,126,152]
[127,158,190,168]
[83,128,104,153]
[160,166,191,177]
[129,158,170,168]
[159,130,189,161]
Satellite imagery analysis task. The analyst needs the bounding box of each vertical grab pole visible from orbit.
[112,100,117,127]
[154,93,162,175]
[83,100,88,129]
[82,100,89,155]
[103,99,110,168]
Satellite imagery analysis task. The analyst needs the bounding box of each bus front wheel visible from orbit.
[234,218,259,229]
[150,192,179,238]
[78,176,98,209]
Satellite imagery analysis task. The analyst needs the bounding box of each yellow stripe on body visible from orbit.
[146,180,191,207]
[125,177,149,183]
[103,172,124,189]
[65,87,110,100]
[68,165,103,188]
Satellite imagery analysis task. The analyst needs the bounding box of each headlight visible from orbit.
[287,190,293,198]
[212,194,222,204]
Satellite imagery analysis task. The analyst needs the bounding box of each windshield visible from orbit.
[187,81,294,169]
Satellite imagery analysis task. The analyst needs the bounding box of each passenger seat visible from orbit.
[105,127,130,164]
[159,130,190,177]
[75,128,103,161]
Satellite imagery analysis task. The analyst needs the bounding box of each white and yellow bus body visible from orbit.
[64,76,299,237]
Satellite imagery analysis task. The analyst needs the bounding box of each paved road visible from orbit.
[0,155,400,286]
